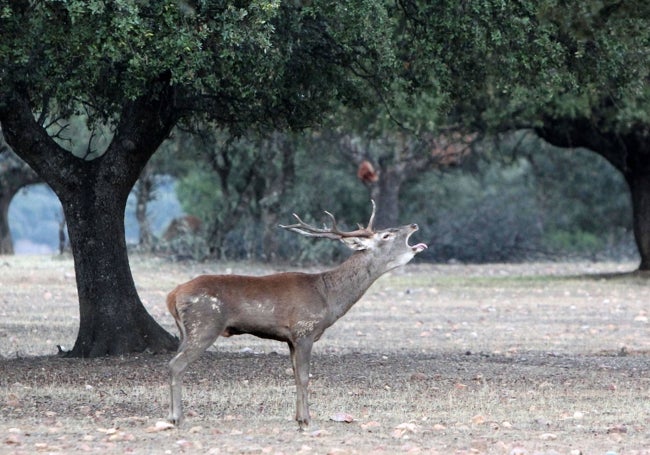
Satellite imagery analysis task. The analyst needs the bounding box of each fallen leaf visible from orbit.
[410,372,427,381]
[4,434,21,446]
[176,439,193,449]
[539,433,557,440]
[607,424,627,434]
[471,414,486,425]
[395,422,419,433]
[5,394,20,407]
[330,412,354,423]
[471,438,488,452]
[391,422,420,439]
[361,421,381,430]
[108,431,134,442]
[145,421,175,433]
[608,432,624,443]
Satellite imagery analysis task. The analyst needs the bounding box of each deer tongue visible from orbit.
[412,243,427,253]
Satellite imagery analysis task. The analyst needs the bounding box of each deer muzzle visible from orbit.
[407,224,427,253]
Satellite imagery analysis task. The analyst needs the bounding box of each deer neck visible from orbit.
[320,252,386,322]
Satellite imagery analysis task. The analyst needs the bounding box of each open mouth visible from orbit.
[407,225,428,253]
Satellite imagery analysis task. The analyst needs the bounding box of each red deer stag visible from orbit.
[166,201,427,429]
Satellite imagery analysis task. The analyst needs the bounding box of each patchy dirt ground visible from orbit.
[1,256,649,454]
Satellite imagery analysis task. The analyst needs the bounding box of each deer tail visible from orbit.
[166,288,185,343]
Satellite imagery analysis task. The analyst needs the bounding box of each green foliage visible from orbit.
[0,0,406,137]
[173,131,371,261]
[403,157,543,262]
[388,1,649,133]
[169,130,634,263]
[9,133,633,262]
[503,2,647,130]
[401,137,633,263]
[527,142,631,237]
[544,230,601,255]
[1,0,281,116]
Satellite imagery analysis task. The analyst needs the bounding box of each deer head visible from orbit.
[280,199,427,270]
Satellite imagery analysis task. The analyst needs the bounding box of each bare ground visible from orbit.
[1,256,649,454]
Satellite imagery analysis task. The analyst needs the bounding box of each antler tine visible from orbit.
[324,210,339,231]
[366,199,376,232]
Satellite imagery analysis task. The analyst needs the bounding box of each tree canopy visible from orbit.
[2,1,404,131]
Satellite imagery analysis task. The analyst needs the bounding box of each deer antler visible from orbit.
[280,200,376,239]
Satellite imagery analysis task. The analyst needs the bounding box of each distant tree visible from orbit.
[176,130,261,258]
[174,129,297,261]
[133,163,155,250]
[0,128,39,254]
[0,1,403,356]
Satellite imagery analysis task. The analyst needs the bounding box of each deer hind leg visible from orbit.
[289,338,314,430]
[168,314,224,426]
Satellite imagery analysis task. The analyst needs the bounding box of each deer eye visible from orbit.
[381,232,393,240]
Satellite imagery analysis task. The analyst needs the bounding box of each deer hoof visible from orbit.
[297,418,309,432]
[168,414,183,427]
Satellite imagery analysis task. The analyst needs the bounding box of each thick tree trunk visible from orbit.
[61,173,177,356]
[1,87,179,357]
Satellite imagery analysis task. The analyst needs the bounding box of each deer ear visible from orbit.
[340,236,374,251]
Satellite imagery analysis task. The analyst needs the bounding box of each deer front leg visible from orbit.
[289,338,314,430]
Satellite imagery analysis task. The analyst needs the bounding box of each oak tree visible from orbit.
[0,0,401,356]
[401,0,650,268]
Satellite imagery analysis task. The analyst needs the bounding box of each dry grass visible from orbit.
[1,256,650,454]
